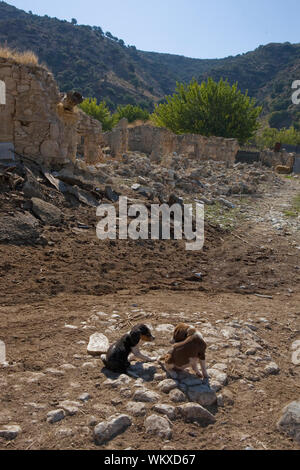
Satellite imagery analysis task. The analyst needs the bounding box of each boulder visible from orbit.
[0,212,41,245]
[178,403,216,425]
[187,384,217,406]
[31,197,62,226]
[94,414,132,445]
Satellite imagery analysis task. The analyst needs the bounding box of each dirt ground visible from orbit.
[0,175,299,450]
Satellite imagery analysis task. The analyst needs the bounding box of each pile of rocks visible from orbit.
[97,152,284,204]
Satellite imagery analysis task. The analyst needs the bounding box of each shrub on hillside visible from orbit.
[255,126,300,149]
[115,104,150,123]
[79,98,117,131]
[151,78,262,144]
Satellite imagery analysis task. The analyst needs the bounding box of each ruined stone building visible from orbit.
[0,56,103,166]
[3,54,293,171]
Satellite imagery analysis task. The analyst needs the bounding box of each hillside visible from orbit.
[0,1,300,128]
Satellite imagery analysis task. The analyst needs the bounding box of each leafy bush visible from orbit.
[151,78,262,144]
[254,126,300,149]
[114,104,149,123]
[79,98,117,131]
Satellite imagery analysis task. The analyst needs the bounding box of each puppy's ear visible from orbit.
[129,330,140,346]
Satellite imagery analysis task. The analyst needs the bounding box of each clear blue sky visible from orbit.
[6,0,300,59]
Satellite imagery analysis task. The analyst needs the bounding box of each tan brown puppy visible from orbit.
[163,323,208,378]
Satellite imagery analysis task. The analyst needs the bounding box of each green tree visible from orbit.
[151,78,262,144]
[79,98,117,131]
[114,104,150,123]
[255,126,300,149]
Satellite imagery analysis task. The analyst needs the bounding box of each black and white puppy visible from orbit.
[102,324,155,373]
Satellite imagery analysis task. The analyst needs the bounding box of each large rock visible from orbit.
[87,333,109,356]
[31,198,62,226]
[94,414,132,445]
[179,403,216,425]
[144,414,172,440]
[0,212,41,245]
[187,384,217,406]
[277,401,300,444]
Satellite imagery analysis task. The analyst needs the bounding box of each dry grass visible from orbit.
[0,45,40,66]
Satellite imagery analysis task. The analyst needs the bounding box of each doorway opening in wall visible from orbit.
[76,135,85,160]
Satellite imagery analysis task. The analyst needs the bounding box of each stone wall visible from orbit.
[0,57,103,165]
[103,118,128,158]
[127,124,240,163]
[260,149,295,169]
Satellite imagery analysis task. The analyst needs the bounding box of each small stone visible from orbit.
[82,362,97,369]
[47,409,65,424]
[126,402,147,417]
[217,388,234,407]
[0,425,21,440]
[87,333,109,356]
[120,388,132,399]
[78,393,91,402]
[59,401,81,416]
[88,416,98,427]
[56,427,74,437]
[45,368,65,376]
[178,403,216,425]
[169,389,186,403]
[145,414,172,440]
[154,373,166,382]
[133,389,160,403]
[60,363,76,371]
[103,375,132,388]
[94,414,132,445]
[153,404,177,421]
[0,341,6,365]
[264,362,280,376]
[157,379,178,394]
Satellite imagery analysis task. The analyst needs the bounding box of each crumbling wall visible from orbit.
[103,118,128,158]
[0,57,103,165]
[77,110,104,164]
[260,150,294,168]
[127,124,239,163]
